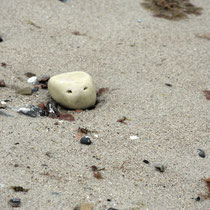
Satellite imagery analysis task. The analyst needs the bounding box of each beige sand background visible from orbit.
[0,0,210,209]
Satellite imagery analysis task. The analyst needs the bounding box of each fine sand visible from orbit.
[0,0,210,209]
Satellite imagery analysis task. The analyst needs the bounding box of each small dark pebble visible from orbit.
[143,159,150,164]
[165,83,172,87]
[198,149,205,158]
[59,0,67,2]
[8,198,21,207]
[154,163,165,172]
[195,196,200,201]
[24,72,36,78]
[1,62,6,67]
[107,199,111,202]
[0,36,3,42]
[0,80,6,87]
[80,136,92,145]
[14,164,19,167]
[108,208,118,210]
[91,165,98,171]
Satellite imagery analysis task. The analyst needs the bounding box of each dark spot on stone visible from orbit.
[67,90,72,93]
[107,199,111,202]
[0,36,3,42]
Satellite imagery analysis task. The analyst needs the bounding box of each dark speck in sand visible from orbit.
[1,62,6,67]
[195,196,200,201]
[165,83,172,87]
[143,159,150,164]
[198,149,205,158]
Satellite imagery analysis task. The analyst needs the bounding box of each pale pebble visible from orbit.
[48,71,96,109]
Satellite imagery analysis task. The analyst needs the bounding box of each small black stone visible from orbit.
[107,199,111,202]
[143,159,150,164]
[0,36,3,42]
[195,196,200,201]
[8,198,21,207]
[165,83,172,87]
[154,163,165,172]
[108,208,118,210]
[80,136,92,145]
[198,149,205,158]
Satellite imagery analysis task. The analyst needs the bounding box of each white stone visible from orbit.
[27,76,37,84]
[48,71,96,109]
[130,136,139,140]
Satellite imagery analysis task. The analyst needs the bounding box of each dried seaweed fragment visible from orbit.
[91,165,104,179]
[141,0,202,20]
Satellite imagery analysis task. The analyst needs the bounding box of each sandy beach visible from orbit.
[0,0,210,209]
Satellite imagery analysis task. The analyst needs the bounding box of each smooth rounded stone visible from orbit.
[48,71,96,109]
[80,136,92,145]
